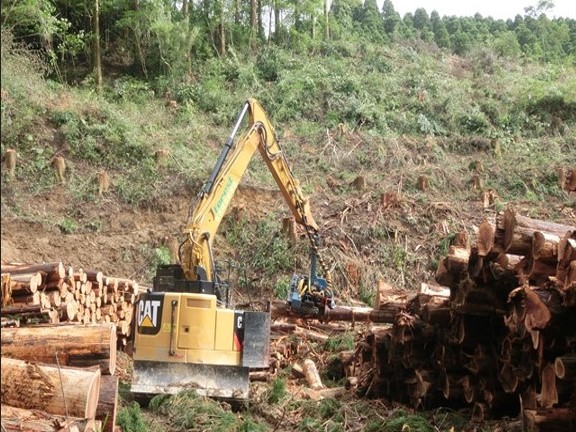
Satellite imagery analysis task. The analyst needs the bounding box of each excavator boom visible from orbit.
[179,98,324,288]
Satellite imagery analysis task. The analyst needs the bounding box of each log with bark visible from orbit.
[0,357,101,419]
[496,208,574,256]
[1,263,141,351]
[1,262,66,280]
[2,272,12,306]
[538,363,559,409]
[95,374,119,432]
[523,407,576,432]
[356,209,576,424]
[0,405,102,432]
[271,299,403,323]
[1,322,117,374]
[555,354,576,381]
[302,358,324,390]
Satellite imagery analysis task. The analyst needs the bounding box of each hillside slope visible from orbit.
[2,34,576,431]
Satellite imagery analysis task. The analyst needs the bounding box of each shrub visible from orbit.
[116,402,148,432]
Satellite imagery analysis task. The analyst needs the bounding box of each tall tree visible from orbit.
[443,15,461,36]
[324,0,329,39]
[251,0,258,49]
[93,0,102,92]
[329,0,361,39]
[358,0,385,42]
[412,7,431,32]
[381,0,401,36]
[492,30,521,58]
[401,12,415,38]
[524,0,555,18]
[452,30,471,55]
[430,10,450,48]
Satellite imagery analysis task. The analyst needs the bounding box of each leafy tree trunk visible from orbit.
[129,0,148,78]
[257,0,263,39]
[93,0,102,92]
[324,0,329,40]
[250,0,258,49]
[182,0,193,78]
[312,15,316,39]
[218,0,225,55]
[203,0,223,57]
[294,2,301,31]
[219,21,225,55]
[274,0,281,43]
[268,6,273,45]
[234,0,240,25]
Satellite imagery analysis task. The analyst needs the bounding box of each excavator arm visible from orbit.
[178,98,334,313]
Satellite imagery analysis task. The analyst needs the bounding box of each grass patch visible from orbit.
[148,390,264,431]
[116,402,148,432]
[323,332,356,355]
[267,377,288,404]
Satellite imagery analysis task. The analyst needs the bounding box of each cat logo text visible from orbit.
[138,299,162,328]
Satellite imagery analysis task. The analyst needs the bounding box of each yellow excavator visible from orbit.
[131,98,334,400]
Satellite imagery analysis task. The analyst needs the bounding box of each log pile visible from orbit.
[0,262,136,432]
[0,324,120,432]
[356,209,576,427]
[0,262,145,349]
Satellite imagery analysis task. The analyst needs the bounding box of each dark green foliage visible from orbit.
[317,398,343,421]
[4,0,576,88]
[267,378,288,404]
[223,216,300,279]
[117,402,148,432]
[256,47,283,82]
[458,110,490,134]
[357,0,387,42]
[324,331,356,352]
[2,1,575,300]
[382,410,434,432]
[526,94,576,121]
[147,390,268,431]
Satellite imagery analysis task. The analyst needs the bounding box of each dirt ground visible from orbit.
[0,185,285,283]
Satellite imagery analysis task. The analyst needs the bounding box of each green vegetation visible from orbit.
[1,0,574,298]
[381,410,434,432]
[116,402,149,432]
[267,377,288,404]
[148,391,265,431]
[325,331,356,352]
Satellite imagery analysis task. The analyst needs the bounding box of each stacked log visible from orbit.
[0,262,145,349]
[1,358,101,418]
[0,263,136,432]
[357,209,576,426]
[560,167,576,193]
[1,405,102,432]
[0,329,119,430]
[1,323,117,375]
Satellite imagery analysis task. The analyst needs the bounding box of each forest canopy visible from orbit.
[2,0,575,84]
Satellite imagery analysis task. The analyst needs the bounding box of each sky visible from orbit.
[384,0,576,20]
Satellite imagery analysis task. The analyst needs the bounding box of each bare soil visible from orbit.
[1,185,285,282]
